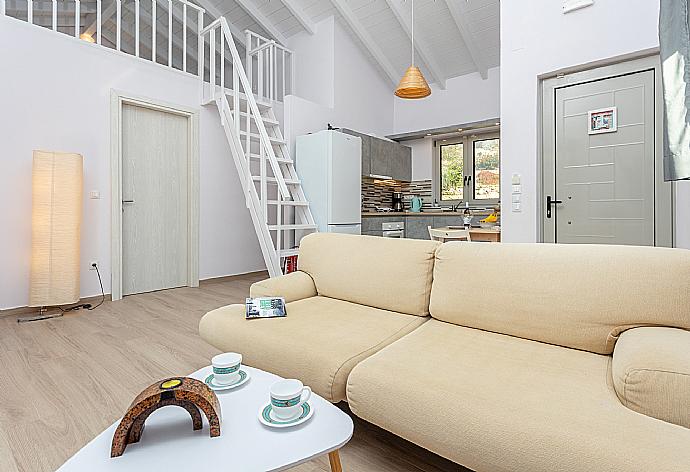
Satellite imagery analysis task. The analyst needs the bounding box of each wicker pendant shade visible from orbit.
[395,0,431,99]
[395,65,431,99]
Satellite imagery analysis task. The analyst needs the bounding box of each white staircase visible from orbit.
[2,1,315,277]
[200,18,316,277]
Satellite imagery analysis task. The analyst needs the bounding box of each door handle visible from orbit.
[546,195,563,219]
[122,200,135,204]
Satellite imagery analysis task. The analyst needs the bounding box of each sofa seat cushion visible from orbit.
[346,320,690,472]
[199,296,427,402]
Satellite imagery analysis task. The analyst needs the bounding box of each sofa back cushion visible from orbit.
[430,243,690,354]
[298,233,440,316]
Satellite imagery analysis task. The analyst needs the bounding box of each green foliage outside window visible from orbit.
[441,144,463,201]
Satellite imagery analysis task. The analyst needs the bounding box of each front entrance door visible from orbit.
[548,69,659,245]
[121,103,190,296]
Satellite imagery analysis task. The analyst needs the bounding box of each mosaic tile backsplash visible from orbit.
[361,178,433,211]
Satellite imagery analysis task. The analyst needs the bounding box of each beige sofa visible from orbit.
[199,233,690,472]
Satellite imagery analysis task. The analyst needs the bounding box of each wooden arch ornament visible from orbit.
[111,377,221,457]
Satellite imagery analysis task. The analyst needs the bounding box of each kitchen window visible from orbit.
[436,131,500,206]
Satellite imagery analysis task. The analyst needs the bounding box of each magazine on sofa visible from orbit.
[245,297,287,319]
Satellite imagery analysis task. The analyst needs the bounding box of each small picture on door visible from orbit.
[588,107,617,135]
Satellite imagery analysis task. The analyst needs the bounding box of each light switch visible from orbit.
[89,190,100,199]
[511,173,521,185]
[512,202,522,212]
[512,184,521,194]
[511,194,521,203]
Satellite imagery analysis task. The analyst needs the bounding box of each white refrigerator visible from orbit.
[296,130,362,234]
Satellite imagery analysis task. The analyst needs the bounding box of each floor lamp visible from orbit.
[19,151,83,322]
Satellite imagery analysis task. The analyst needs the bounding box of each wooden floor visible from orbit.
[0,273,463,472]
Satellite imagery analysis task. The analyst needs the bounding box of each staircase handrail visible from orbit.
[200,17,290,199]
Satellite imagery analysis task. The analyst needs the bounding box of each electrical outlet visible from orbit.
[90,261,99,270]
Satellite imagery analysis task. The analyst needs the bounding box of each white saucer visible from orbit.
[204,369,250,391]
[259,402,313,429]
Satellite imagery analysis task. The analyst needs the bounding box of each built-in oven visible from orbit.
[382,221,405,238]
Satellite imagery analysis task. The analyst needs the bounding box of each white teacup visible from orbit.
[212,352,242,385]
[270,379,312,420]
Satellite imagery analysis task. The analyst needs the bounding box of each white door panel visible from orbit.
[122,104,189,295]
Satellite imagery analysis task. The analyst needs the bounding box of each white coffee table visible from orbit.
[57,366,354,472]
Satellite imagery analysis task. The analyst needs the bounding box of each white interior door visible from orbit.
[552,70,656,245]
[121,103,189,296]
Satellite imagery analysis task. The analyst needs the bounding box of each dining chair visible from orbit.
[427,226,472,242]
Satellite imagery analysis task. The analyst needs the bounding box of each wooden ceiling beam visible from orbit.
[330,0,399,87]
[280,0,315,35]
[444,0,487,79]
[234,0,287,45]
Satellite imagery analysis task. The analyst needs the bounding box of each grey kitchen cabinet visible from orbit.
[390,143,412,181]
[340,129,371,176]
[362,216,402,233]
[341,129,411,180]
[405,216,434,240]
[433,215,464,228]
[370,138,391,177]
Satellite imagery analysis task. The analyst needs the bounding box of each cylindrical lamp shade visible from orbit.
[29,151,83,307]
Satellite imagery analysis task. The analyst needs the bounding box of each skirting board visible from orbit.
[199,271,269,285]
[1,271,268,319]
[0,294,113,319]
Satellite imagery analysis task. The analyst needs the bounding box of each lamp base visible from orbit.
[17,306,63,323]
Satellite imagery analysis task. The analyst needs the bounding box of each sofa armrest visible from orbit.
[612,327,690,428]
[249,271,317,303]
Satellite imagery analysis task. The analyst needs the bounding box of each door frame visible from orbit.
[539,54,675,246]
[110,90,200,301]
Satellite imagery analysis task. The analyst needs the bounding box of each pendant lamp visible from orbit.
[395,0,431,99]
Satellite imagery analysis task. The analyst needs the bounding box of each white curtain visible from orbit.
[660,0,690,181]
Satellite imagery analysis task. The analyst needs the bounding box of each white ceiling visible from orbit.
[200,0,500,88]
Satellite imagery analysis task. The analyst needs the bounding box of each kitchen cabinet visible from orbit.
[362,216,402,233]
[433,215,463,228]
[390,144,412,181]
[341,129,411,181]
[405,216,434,240]
[370,138,391,177]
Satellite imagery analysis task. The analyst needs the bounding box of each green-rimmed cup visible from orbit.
[270,379,311,420]
[212,352,242,385]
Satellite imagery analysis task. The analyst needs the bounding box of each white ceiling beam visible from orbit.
[193,0,247,47]
[234,0,287,45]
[384,0,446,90]
[330,0,399,87]
[444,0,487,79]
[281,0,315,35]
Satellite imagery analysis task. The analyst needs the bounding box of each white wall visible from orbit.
[407,138,434,181]
[288,16,335,109]
[393,67,500,135]
[0,16,265,309]
[500,0,690,248]
[285,17,395,155]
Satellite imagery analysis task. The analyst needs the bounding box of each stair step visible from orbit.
[222,89,273,109]
[267,200,309,206]
[239,131,286,145]
[252,176,301,185]
[279,248,300,257]
[237,112,279,126]
[268,224,318,231]
[248,153,293,164]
